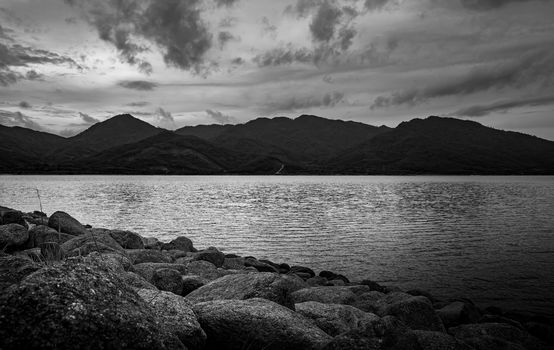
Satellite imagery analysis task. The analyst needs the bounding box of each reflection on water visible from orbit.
[1,175,553,315]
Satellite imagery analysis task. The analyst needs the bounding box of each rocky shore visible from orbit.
[0,206,553,350]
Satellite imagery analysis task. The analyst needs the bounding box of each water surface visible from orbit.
[1,175,553,315]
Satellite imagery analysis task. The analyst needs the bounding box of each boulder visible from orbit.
[406,289,437,302]
[131,263,188,283]
[437,301,481,328]
[244,257,279,273]
[61,232,124,256]
[412,330,473,350]
[193,298,332,350]
[357,280,386,293]
[383,295,445,332]
[321,330,382,350]
[26,225,74,248]
[449,322,548,350]
[185,260,231,281]
[182,275,208,295]
[161,236,196,253]
[290,286,360,305]
[138,289,207,350]
[108,230,144,249]
[21,211,48,226]
[13,248,43,263]
[152,268,184,295]
[524,322,554,345]
[121,271,157,290]
[295,301,380,336]
[0,261,183,350]
[349,291,386,312]
[186,272,304,309]
[0,224,29,251]
[222,256,245,270]
[143,236,163,250]
[307,276,330,286]
[47,211,87,236]
[290,265,316,278]
[0,254,41,292]
[1,210,27,228]
[127,249,172,264]
[319,271,350,284]
[194,248,225,267]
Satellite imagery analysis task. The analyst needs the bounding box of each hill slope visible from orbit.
[50,114,163,162]
[330,116,554,174]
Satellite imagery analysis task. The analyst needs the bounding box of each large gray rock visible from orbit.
[383,295,446,332]
[349,290,386,313]
[185,260,237,281]
[186,272,304,309]
[131,263,188,283]
[0,210,27,228]
[162,236,196,252]
[138,289,206,350]
[127,249,172,264]
[25,225,74,248]
[437,301,481,328]
[193,298,332,350]
[122,271,157,290]
[295,301,380,336]
[0,254,41,292]
[108,230,145,249]
[152,268,184,295]
[0,260,183,350]
[290,286,366,305]
[222,256,245,269]
[193,248,225,267]
[61,232,125,256]
[0,224,28,251]
[47,211,87,236]
[412,330,473,350]
[449,323,548,350]
[244,257,279,273]
[182,275,208,296]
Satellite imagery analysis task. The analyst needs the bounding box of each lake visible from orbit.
[1,175,553,316]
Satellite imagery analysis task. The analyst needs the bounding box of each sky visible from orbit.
[0,0,553,140]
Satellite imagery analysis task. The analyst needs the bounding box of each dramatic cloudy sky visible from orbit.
[1,0,553,139]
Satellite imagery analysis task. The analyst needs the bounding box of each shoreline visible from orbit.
[1,206,553,349]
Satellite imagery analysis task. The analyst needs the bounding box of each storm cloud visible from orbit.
[66,0,213,74]
[264,91,344,112]
[118,80,158,91]
[451,95,554,117]
[371,49,554,109]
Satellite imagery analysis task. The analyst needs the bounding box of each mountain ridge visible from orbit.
[1,114,553,174]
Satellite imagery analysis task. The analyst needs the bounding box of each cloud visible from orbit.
[65,0,213,74]
[118,80,158,91]
[0,110,44,131]
[0,43,79,67]
[218,31,238,48]
[264,91,345,112]
[253,45,314,66]
[127,101,150,107]
[450,95,554,117]
[261,17,277,38]
[78,112,100,124]
[284,0,322,17]
[310,1,343,43]
[213,0,240,7]
[206,109,235,124]
[230,57,244,65]
[371,49,554,109]
[364,0,394,11]
[25,70,43,80]
[18,101,31,109]
[459,0,542,10]
[155,107,175,129]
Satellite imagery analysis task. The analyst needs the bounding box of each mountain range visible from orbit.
[1,114,553,174]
